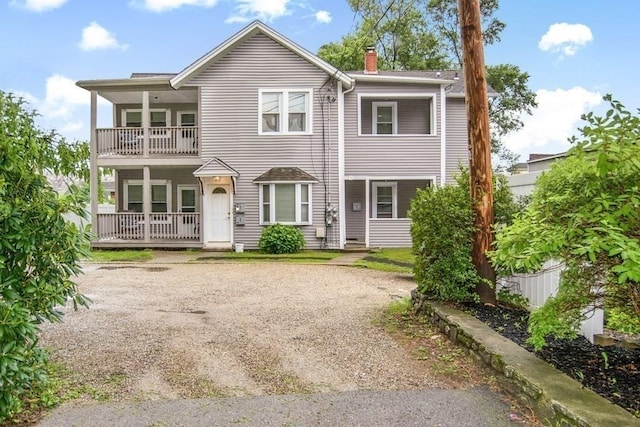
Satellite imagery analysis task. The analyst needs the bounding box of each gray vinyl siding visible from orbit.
[345,180,366,242]
[360,98,432,135]
[369,179,430,218]
[369,219,412,248]
[444,97,469,183]
[344,81,441,178]
[117,167,199,212]
[184,33,340,249]
[116,103,198,126]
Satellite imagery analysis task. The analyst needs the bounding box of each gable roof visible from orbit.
[193,158,239,177]
[170,21,353,90]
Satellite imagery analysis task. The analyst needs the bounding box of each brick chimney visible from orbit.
[364,46,378,74]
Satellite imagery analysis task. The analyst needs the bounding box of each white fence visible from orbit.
[498,260,603,343]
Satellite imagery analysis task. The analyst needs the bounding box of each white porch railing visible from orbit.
[96,213,200,241]
[96,127,199,156]
[498,260,604,343]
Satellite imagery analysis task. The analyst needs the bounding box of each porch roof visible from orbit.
[193,158,239,177]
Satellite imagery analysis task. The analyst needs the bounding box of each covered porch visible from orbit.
[344,177,433,248]
[92,166,203,248]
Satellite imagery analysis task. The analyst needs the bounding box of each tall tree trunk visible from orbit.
[458,0,496,304]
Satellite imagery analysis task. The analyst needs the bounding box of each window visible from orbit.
[178,185,198,213]
[260,183,312,224]
[259,89,312,134]
[123,180,172,213]
[178,111,196,127]
[372,182,397,219]
[122,109,170,128]
[372,102,397,135]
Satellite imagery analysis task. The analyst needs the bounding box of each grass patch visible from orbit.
[355,248,414,273]
[88,249,154,262]
[373,298,485,381]
[4,361,109,426]
[197,250,341,263]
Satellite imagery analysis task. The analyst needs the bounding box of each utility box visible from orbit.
[316,227,325,238]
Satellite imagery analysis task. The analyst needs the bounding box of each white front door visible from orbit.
[207,185,230,242]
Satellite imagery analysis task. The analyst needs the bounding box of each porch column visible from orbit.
[143,166,151,242]
[89,90,98,241]
[142,91,149,157]
[365,178,370,248]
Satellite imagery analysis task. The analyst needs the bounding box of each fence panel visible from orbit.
[499,260,603,343]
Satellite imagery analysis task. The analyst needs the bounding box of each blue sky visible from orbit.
[2,0,638,162]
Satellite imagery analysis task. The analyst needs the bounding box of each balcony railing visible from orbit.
[96,212,200,241]
[96,127,199,156]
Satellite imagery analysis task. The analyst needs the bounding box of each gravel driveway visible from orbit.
[38,262,521,426]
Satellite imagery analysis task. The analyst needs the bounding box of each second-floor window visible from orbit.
[259,89,312,135]
[122,109,170,128]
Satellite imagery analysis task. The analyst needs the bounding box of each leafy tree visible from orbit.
[0,91,90,420]
[317,0,536,167]
[411,170,518,301]
[490,96,640,349]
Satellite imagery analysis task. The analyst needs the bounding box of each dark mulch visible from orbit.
[460,302,640,417]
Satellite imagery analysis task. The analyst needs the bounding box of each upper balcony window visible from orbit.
[259,89,312,135]
[359,94,436,136]
[122,109,170,128]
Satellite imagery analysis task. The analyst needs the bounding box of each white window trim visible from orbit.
[177,184,199,213]
[258,89,313,135]
[123,179,172,216]
[121,109,171,127]
[357,93,437,137]
[258,183,313,225]
[177,110,197,126]
[372,182,397,219]
[372,101,397,135]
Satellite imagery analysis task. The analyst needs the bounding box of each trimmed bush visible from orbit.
[258,224,305,254]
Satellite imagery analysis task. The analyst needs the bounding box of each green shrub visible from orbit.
[606,307,640,334]
[490,96,640,349]
[258,224,305,254]
[410,170,518,302]
[0,92,89,421]
[410,183,478,301]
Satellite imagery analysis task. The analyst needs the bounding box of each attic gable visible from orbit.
[170,21,352,90]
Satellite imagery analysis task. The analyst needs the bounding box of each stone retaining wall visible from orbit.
[411,290,640,426]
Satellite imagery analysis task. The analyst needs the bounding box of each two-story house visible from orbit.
[78,21,471,250]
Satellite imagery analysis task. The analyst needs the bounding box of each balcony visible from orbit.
[96,127,199,157]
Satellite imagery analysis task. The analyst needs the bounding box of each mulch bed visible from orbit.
[460,302,640,417]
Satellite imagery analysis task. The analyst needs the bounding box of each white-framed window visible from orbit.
[122,109,171,128]
[258,89,312,135]
[372,102,397,135]
[372,182,397,219]
[177,111,197,127]
[123,179,172,213]
[177,185,198,213]
[259,183,312,225]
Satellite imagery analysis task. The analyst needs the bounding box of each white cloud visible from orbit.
[314,10,331,24]
[226,0,291,24]
[79,22,128,51]
[12,75,109,140]
[133,0,217,12]
[538,23,593,57]
[504,87,602,158]
[10,0,68,12]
